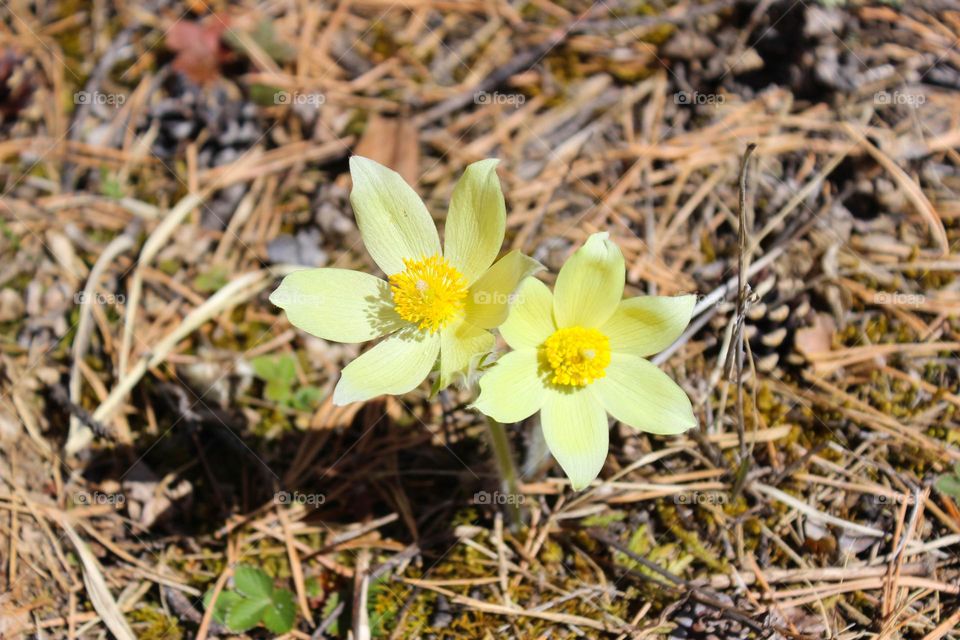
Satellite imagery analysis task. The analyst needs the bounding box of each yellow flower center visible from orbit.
[388,255,468,333]
[542,326,611,387]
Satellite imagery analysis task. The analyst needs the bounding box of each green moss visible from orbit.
[657,503,726,572]
[129,606,183,640]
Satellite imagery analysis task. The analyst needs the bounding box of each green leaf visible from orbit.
[476,351,496,371]
[305,577,323,599]
[158,258,180,276]
[250,355,278,380]
[265,379,293,404]
[254,21,296,63]
[202,588,242,625]
[99,169,124,199]
[263,588,297,634]
[251,354,297,384]
[234,565,274,600]
[321,592,340,636]
[223,21,295,63]
[252,354,299,404]
[276,354,296,380]
[935,473,960,499]
[249,84,284,106]
[225,598,270,633]
[194,265,229,293]
[292,386,323,410]
[429,372,443,399]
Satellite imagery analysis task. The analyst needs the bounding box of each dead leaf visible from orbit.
[355,114,420,186]
[795,312,836,360]
[166,17,232,85]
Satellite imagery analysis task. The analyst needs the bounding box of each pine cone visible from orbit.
[0,48,38,123]
[706,265,816,377]
[144,79,262,228]
[667,596,787,640]
[667,598,752,640]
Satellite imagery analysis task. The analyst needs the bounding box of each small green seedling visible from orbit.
[935,463,960,500]
[193,265,230,293]
[251,353,322,411]
[203,565,297,634]
[99,169,125,200]
[224,20,296,64]
[320,591,340,636]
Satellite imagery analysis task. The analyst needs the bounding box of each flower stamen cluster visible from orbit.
[542,326,611,387]
[389,255,468,333]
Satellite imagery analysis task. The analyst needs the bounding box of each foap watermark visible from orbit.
[473,291,521,305]
[675,91,724,106]
[74,91,126,107]
[674,491,728,505]
[75,491,126,506]
[275,91,326,107]
[873,292,925,307]
[474,490,525,506]
[676,290,725,311]
[75,291,126,305]
[269,290,325,306]
[871,493,918,507]
[275,491,326,506]
[874,90,926,107]
[474,91,525,107]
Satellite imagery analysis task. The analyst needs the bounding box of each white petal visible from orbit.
[554,232,625,328]
[499,277,555,350]
[590,353,696,434]
[439,316,495,388]
[541,389,609,490]
[474,349,546,423]
[349,156,440,275]
[269,268,400,343]
[333,330,440,405]
[601,295,696,356]
[444,159,506,284]
[464,251,543,330]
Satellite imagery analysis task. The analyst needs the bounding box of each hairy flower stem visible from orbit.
[484,416,523,530]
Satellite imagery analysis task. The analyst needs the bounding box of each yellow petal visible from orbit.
[349,156,440,275]
[333,330,440,405]
[439,316,495,388]
[464,250,543,329]
[601,294,696,356]
[541,389,608,491]
[269,268,400,343]
[554,232,625,328]
[590,353,696,434]
[443,159,506,285]
[499,277,555,349]
[474,349,545,423]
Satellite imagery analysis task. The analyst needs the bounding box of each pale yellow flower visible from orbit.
[475,233,697,490]
[270,157,541,405]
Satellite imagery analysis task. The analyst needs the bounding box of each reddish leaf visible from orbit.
[166,16,231,85]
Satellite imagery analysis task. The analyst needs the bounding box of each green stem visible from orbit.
[484,416,523,530]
